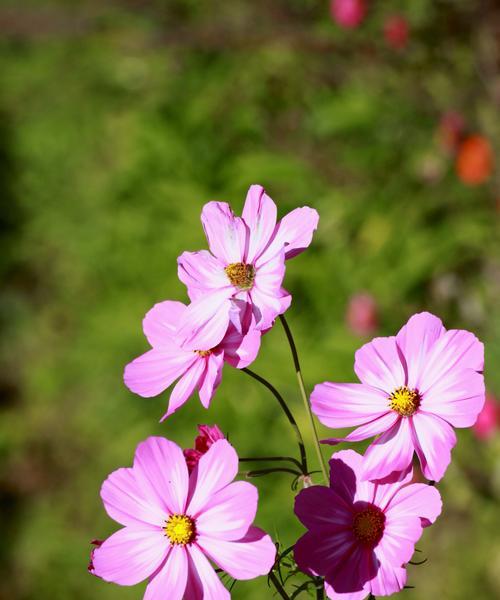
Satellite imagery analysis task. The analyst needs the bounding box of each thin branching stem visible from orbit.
[269,570,291,599]
[239,455,304,470]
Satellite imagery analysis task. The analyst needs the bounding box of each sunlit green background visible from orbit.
[1,1,499,598]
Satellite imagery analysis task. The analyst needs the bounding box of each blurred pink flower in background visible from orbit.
[473,393,499,440]
[438,111,465,153]
[346,292,378,336]
[294,449,442,599]
[184,424,226,473]
[384,15,410,49]
[330,0,367,29]
[91,437,276,599]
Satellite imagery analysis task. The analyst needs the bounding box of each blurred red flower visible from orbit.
[473,394,498,440]
[456,135,494,185]
[330,0,366,29]
[346,292,378,336]
[384,15,409,49]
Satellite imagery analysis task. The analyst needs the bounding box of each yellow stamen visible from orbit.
[352,507,385,546]
[195,350,211,357]
[225,262,255,290]
[164,514,196,545]
[388,386,421,417]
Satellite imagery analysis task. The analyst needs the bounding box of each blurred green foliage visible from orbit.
[0,0,499,598]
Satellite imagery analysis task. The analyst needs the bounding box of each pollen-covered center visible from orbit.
[225,262,255,290]
[352,506,385,546]
[388,386,421,417]
[195,350,212,357]
[164,514,196,545]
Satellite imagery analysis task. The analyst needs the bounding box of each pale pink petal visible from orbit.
[311,383,389,429]
[133,437,189,515]
[420,369,485,427]
[92,526,168,586]
[177,251,229,302]
[259,206,319,262]
[241,185,277,263]
[198,352,224,408]
[376,514,423,566]
[221,325,261,369]
[201,201,247,263]
[328,449,374,505]
[362,418,414,482]
[371,468,414,510]
[250,250,287,328]
[196,481,258,541]
[324,582,369,600]
[163,358,207,419]
[198,526,276,580]
[187,440,238,516]
[185,544,230,600]
[101,467,167,528]
[395,312,445,389]
[411,412,456,481]
[322,412,399,446]
[354,336,406,392]
[294,485,353,532]
[385,483,442,525]
[418,329,484,394]
[368,557,406,597]
[176,288,233,351]
[143,301,186,347]
[124,348,196,398]
[144,544,188,600]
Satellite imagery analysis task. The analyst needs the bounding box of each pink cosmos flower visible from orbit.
[176,184,319,350]
[184,424,226,473]
[346,293,378,337]
[311,312,485,482]
[294,449,442,599]
[330,0,367,29]
[91,436,276,599]
[473,393,498,441]
[124,300,260,420]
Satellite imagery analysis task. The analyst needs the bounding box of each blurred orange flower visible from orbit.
[456,135,494,185]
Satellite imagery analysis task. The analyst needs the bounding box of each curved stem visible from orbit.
[269,570,291,600]
[239,456,304,470]
[245,467,302,478]
[242,367,308,474]
[279,314,328,484]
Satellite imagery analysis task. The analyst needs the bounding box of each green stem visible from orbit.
[279,314,328,484]
[239,456,304,470]
[269,570,291,600]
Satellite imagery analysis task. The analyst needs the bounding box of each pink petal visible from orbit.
[420,369,485,427]
[133,437,189,515]
[198,352,224,408]
[187,439,238,516]
[311,383,389,429]
[198,526,276,580]
[177,250,229,302]
[294,530,356,579]
[185,544,230,600]
[260,206,319,262]
[368,556,406,597]
[101,467,167,528]
[196,481,258,541]
[322,412,399,446]
[395,312,446,389]
[411,412,456,481]
[362,418,414,482]
[92,526,168,586]
[163,357,207,419]
[124,348,196,398]
[354,336,406,392]
[144,545,188,600]
[142,301,187,347]
[249,286,288,330]
[176,288,233,351]
[370,468,414,510]
[241,185,277,263]
[385,483,442,526]
[220,324,261,369]
[376,514,423,567]
[326,544,377,595]
[324,582,369,600]
[201,201,247,263]
[328,449,373,505]
[294,485,353,532]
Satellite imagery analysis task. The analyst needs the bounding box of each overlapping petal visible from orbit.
[143,300,186,347]
[143,545,188,600]
[185,544,231,600]
[162,358,207,419]
[177,250,230,301]
[201,201,248,263]
[411,412,456,481]
[354,336,406,392]
[241,184,277,263]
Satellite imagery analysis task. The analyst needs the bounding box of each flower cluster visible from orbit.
[91,186,486,599]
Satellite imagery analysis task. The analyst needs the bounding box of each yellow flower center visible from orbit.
[352,506,385,546]
[164,514,196,545]
[388,386,420,417]
[195,350,212,357]
[225,262,255,290]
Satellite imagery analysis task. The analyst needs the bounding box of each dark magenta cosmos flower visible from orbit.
[91,436,276,599]
[176,185,319,350]
[183,424,226,473]
[294,450,442,599]
[312,312,484,482]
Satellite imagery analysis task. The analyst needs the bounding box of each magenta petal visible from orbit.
[201,201,248,263]
[326,544,377,595]
[311,382,389,429]
[294,485,353,532]
[142,301,187,347]
[328,449,373,504]
[261,206,319,262]
[322,412,399,446]
[241,185,277,263]
[163,358,207,419]
[411,412,457,481]
[133,437,189,515]
[185,544,230,600]
[362,418,414,482]
[92,526,168,586]
[198,526,276,580]
[177,250,228,301]
[196,481,258,541]
[198,352,224,409]
[144,545,188,600]
[294,529,356,579]
[354,336,406,392]
[101,467,167,528]
[187,440,238,516]
[385,483,442,526]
